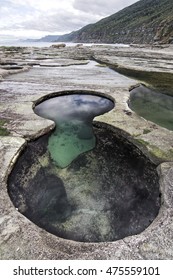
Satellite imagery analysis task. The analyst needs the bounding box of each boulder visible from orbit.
[51,43,66,48]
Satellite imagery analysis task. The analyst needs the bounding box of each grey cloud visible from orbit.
[0,0,12,10]
[73,0,137,17]
[35,94,113,122]
[0,0,34,14]
[0,0,138,37]
[0,0,101,34]
[16,10,100,33]
[0,0,38,30]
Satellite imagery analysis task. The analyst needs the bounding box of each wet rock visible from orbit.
[8,123,160,243]
[51,43,66,48]
[0,44,173,259]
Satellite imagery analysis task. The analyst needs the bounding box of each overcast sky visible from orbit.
[0,0,138,40]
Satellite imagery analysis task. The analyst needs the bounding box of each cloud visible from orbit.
[73,0,138,16]
[0,0,138,39]
[35,94,114,122]
[17,9,101,33]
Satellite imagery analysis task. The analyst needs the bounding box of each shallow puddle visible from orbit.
[129,85,173,131]
[34,92,114,167]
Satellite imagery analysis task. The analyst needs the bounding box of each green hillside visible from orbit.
[56,0,173,44]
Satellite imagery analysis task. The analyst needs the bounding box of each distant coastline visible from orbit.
[0,41,64,48]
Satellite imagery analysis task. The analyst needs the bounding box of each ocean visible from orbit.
[0,40,129,48]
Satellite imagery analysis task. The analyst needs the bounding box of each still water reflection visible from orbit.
[129,85,173,131]
[34,93,114,167]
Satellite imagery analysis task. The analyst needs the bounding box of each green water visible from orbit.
[48,121,96,168]
[129,85,173,131]
[34,93,114,167]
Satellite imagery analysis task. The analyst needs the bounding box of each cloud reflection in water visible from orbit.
[34,94,114,168]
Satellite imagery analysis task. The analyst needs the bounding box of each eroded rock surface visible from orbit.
[8,123,160,243]
[0,44,173,259]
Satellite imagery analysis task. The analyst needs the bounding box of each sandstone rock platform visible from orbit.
[0,44,173,259]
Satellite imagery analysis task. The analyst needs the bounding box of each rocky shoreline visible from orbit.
[0,44,173,259]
